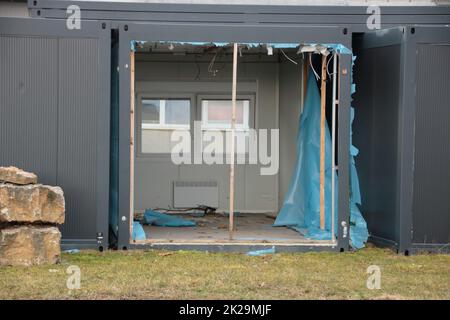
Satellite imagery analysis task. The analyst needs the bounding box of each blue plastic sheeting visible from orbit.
[143,210,196,227]
[348,55,369,249]
[247,246,276,256]
[132,221,146,241]
[131,41,351,53]
[274,64,368,249]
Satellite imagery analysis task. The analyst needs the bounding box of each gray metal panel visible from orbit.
[412,43,450,244]
[57,38,99,239]
[29,1,450,31]
[354,26,450,253]
[30,0,450,14]
[34,9,450,26]
[353,43,401,245]
[0,17,111,248]
[0,35,58,185]
[398,26,450,252]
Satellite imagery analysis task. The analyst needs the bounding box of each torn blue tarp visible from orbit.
[132,221,146,241]
[348,55,369,249]
[143,210,196,227]
[274,62,368,249]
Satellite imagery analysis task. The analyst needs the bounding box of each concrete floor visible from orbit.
[142,212,323,244]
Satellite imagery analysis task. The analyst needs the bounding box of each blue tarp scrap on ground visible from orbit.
[132,221,146,241]
[247,246,276,256]
[274,61,368,249]
[143,210,196,227]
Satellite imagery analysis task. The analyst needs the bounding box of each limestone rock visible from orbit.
[0,184,65,224]
[0,166,37,185]
[0,226,61,266]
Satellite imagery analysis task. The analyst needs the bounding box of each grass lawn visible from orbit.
[0,247,449,300]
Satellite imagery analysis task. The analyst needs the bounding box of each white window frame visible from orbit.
[137,93,195,157]
[141,97,191,131]
[136,92,255,158]
[197,94,255,132]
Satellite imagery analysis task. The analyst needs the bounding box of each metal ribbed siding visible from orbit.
[413,44,450,244]
[0,34,101,242]
[58,39,99,240]
[0,36,58,185]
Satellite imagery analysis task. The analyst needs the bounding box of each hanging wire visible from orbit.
[208,51,219,76]
[280,49,298,65]
[309,53,320,80]
[326,49,337,78]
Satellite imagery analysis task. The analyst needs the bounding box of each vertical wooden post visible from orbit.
[130,50,135,237]
[320,54,327,230]
[229,43,238,240]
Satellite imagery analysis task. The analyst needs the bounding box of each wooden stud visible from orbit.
[320,54,327,230]
[229,43,238,240]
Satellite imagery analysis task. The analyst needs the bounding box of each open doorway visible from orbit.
[128,41,346,247]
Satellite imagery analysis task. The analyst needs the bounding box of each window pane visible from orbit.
[141,98,191,154]
[165,99,190,125]
[142,100,160,124]
[202,99,249,129]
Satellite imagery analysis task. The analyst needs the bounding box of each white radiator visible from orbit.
[173,181,219,208]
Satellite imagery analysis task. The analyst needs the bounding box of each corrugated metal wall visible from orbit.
[412,44,450,244]
[0,34,101,241]
[0,36,58,184]
[57,39,100,239]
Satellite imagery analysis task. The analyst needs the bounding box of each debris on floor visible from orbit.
[265,212,277,219]
[246,246,276,256]
[142,213,307,243]
[143,209,196,227]
[223,211,241,216]
[151,205,216,217]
